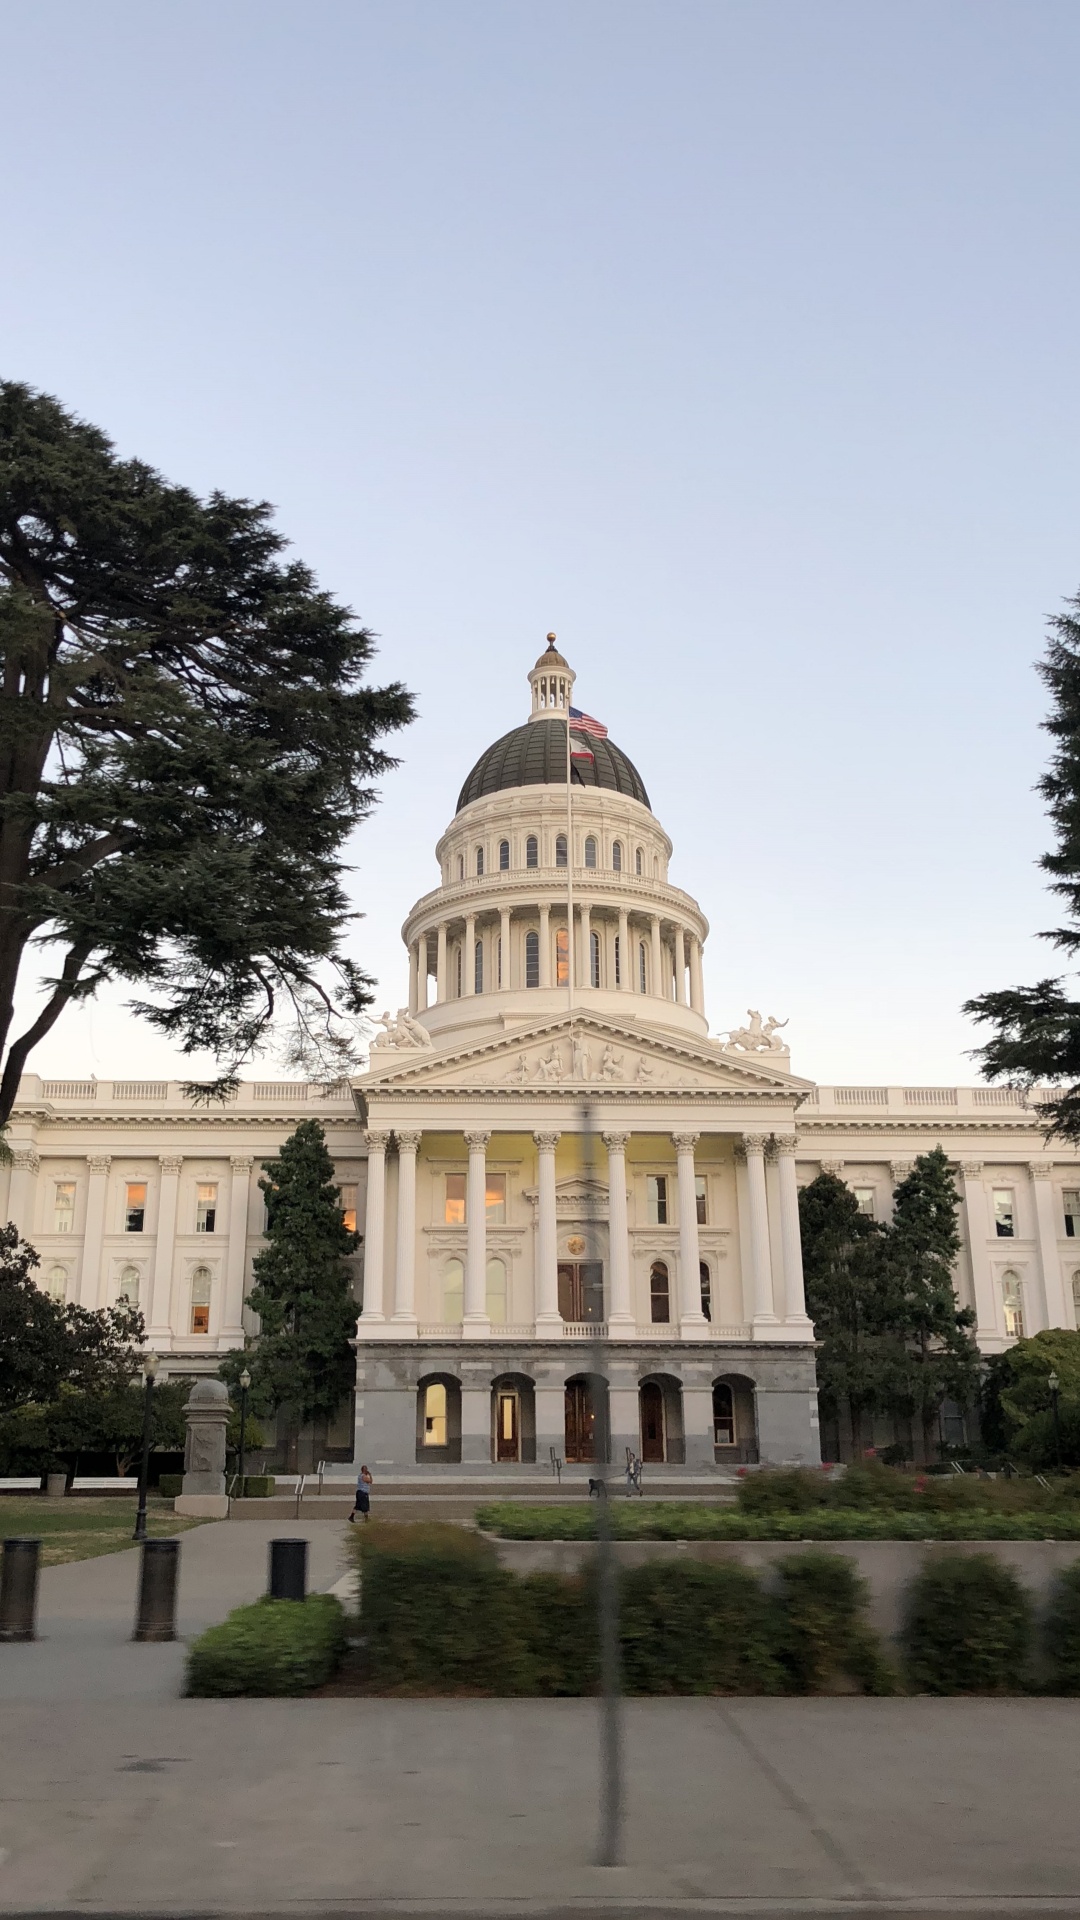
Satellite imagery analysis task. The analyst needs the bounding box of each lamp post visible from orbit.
[1049,1370,1062,1472]
[132,1352,160,1543]
[237,1367,251,1496]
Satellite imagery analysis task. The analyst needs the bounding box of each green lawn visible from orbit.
[0,1496,206,1566]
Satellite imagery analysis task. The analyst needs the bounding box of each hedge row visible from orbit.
[475,1501,1080,1542]
[185,1594,346,1696]
[160,1473,275,1499]
[737,1463,1080,1516]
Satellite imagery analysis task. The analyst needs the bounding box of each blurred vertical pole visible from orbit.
[584,1100,622,1866]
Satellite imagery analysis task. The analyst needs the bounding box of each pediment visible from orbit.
[356,1011,813,1101]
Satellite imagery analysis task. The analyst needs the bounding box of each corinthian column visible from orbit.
[148,1155,182,1343]
[673,1133,707,1335]
[743,1133,777,1329]
[463,1130,492,1338]
[775,1137,812,1332]
[391,1131,421,1331]
[222,1156,253,1344]
[80,1155,111,1309]
[603,1132,634,1330]
[6,1148,39,1237]
[359,1132,390,1324]
[534,1132,561,1330]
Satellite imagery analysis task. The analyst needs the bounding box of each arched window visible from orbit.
[1002,1270,1024,1338]
[612,840,622,871]
[713,1382,735,1448]
[497,936,503,989]
[614,935,621,986]
[444,1257,464,1323]
[1073,1269,1080,1327]
[486,1256,507,1325]
[526,834,538,869]
[650,1260,670,1324]
[653,855,660,877]
[476,847,484,877]
[46,1263,67,1302]
[555,833,567,869]
[584,836,597,869]
[455,946,463,997]
[190,1265,212,1333]
[699,1261,712,1322]
[635,847,643,876]
[590,930,600,988]
[457,854,464,881]
[117,1263,140,1306]
[499,839,510,871]
[422,1380,448,1447]
[474,940,484,994]
[525,930,540,987]
[555,926,569,985]
[638,941,647,993]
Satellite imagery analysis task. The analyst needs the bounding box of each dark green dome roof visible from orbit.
[457,715,651,814]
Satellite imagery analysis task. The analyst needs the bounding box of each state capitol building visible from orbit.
[6,639,1080,1473]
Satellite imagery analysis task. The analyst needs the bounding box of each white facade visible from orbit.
[6,638,1080,1471]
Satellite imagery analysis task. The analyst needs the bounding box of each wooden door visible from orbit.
[557,1262,605,1323]
[564,1380,596,1462]
[640,1381,666,1462]
[495,1390,520,1462]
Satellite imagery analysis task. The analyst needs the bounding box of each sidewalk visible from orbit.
[1,1697,1080,1911]
[0,1516,351,1703]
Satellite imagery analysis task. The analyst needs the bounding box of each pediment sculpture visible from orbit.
[370,1007,434,1051]
[723,1009,790,1055]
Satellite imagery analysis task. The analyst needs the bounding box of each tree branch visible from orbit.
[0,939,95,1123]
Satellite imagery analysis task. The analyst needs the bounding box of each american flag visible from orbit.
[569,706,608,740]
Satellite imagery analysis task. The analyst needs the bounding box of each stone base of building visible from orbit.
[354,1340,820,1473]
[174,1493,230,1518]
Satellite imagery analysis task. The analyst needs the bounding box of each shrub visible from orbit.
[158,1474,183,1498]
[619,1559,782,1695]
[737,1469,831,1515]
[1043,1561,1080,1692]
[241,1475,275,1497]
[185,1595,346,1697]
[516,1571,597,1695]
[475,1501,1080,1543]
[771,1552,895,1694]
[902,1554,1034,1693]
[355,1522,536,1693]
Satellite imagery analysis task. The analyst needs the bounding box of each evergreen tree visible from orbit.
[888,1149,978,1461]
[0,383,413,1123]
[798,1173,902,1453]
[964,592,1080,1138]
[243,1120,359,1425]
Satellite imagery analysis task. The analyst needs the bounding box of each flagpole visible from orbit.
[565,700,574,1013]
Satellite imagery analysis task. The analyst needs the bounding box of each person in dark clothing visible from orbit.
[350,1463,373,1523]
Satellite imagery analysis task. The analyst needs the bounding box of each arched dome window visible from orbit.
[649,1261,670,1324]
[614,935,621,986]
[638,941,647,993]
[499,839,510,871]
[555,833,567,869]
[526,835,538,869]
[455,946,463,997]
[612,840,622,871]
[476,846,484,877]
[474,940,484,994]
[590,930,600,988]
[584,836,597,869]
[457,854,464,881]
[525,931,540,987]
[653,855,660,877]
[635,847,643,876]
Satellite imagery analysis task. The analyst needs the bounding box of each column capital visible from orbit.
[86,1154,112,1175]
[395,1130,423,1153]
[890,1161,916,1184]
[671,1132,700,1152]
[229,1155,254,1173]
[602,1131,630,1152]
[960,1160,984,1179]
[364,1130,391,1153]
[742,1132,768,1155]
[774,1135,798,1157]
[159,1155,185,1175]
[533,1130,560,1151]
[11,1149,40,1173]
[1029,1160,1055,1180]
[820,1158,845,1177]
[464,1130,492,1150]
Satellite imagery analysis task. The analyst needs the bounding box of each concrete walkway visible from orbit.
[1,1697,1080,1912]
[0,1517,352,1702]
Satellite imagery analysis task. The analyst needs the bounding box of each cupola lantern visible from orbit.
[527,633,576,722]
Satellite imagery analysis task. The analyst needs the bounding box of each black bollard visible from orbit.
[0,1538,41,1642]
[133,1538,180,1642]
[269,1537,308,1601]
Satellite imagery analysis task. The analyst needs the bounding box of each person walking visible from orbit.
[350,1463,373,1523]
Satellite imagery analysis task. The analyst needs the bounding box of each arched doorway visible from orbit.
[565,1374,609,1463]
[491,1374,536,1464]
[416,1373,462,1463]
[639,1375,685,1464]
[712,1374,758,1464]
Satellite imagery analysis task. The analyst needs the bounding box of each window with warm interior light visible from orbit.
[443,1259,464,1322]
[556,926,569,985]
[196,1183,218,1233]
[555,833,567,868]
[190,1265,212,1333]
[444,1174,466,1225]
[695,1175,707,1224]
[584,836,597,869]
[54,1182,75,1233]
[526,835,538,869]
[339,1184,358,1233]
[646,1175,668,1225]
[1001,1270,1024,1337]
[485,1173,506,1222]
[499,839,510,871]
[650,1260,670,1323]
[993,1189,1015,1237]
[525,930,540,987]
[125,1182,146,1233]
[423,1380,448,1446]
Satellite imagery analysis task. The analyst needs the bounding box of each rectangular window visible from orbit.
[853,1187,876,1218]
[485,1172,506,1223]
[649,1262,671,1323]
[340,1183,358,1233]
[993,1189,1015,1237]
[195,1183,218,1233]
[444,1173,466,1225]
[54,1181,76,1233]
[125,1182,147,1233]
[1064,1190,1080,1238]
[646,1174,668,1225]
[695,1175,707,1225]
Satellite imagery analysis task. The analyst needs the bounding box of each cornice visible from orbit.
[402,869,708,942]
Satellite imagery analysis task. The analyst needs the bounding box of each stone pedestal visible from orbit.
[174,1378,231,1519]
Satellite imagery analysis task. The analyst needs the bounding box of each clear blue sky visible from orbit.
[2,0,1079,1086]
